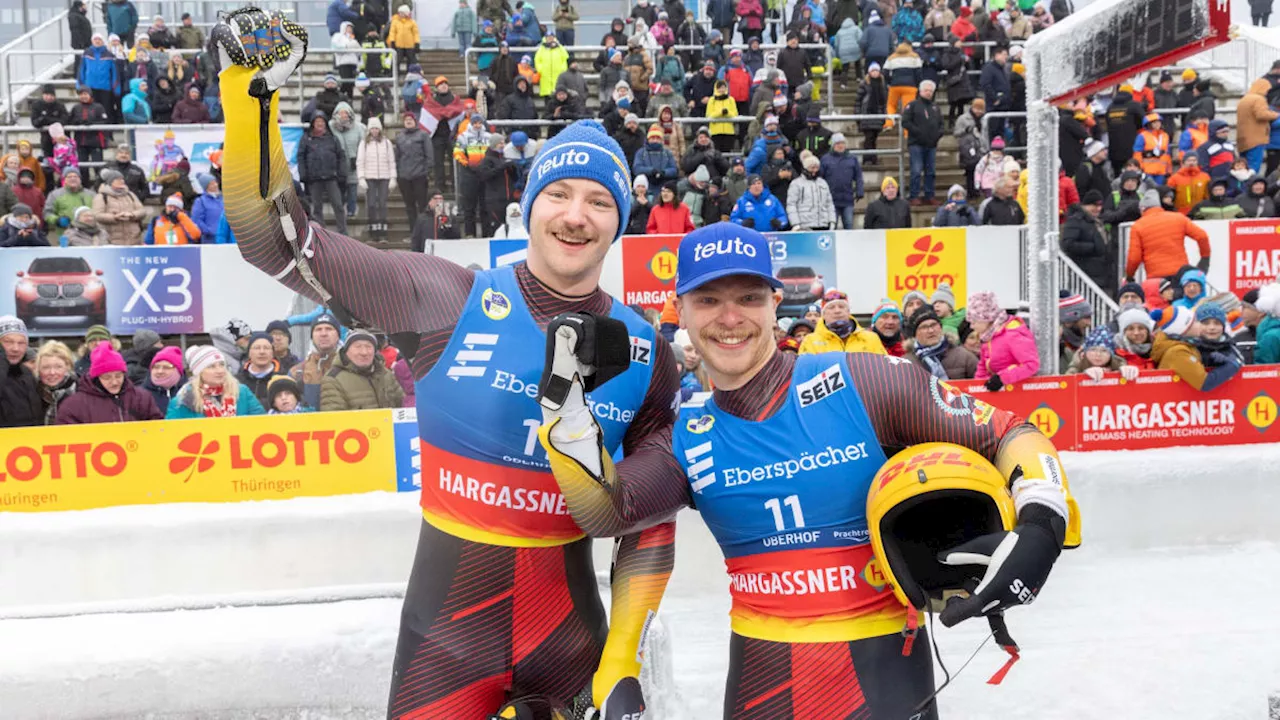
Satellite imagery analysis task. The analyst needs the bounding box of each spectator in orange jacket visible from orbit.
[1237,78,1279,172]
[1125,189,1210,280]
[646,182,695,233]
[1166,154,1209,215]
[143,193,201,245]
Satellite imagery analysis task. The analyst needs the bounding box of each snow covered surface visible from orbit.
[3,445,1280,718]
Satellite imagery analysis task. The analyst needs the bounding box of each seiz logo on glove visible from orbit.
[210,6,308,95]
[537,313,632,412]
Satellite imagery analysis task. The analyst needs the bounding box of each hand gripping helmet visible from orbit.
[867,442,1016,612]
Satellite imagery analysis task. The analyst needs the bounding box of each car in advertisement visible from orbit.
[15,256,107,328]
[775,265,824,317]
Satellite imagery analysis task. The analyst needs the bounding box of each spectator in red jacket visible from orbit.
[1058,163,1079,221]
[1113,304,1157,370]
[969,290,1040,390]
[646,181,695,233]
[55,342,163,424]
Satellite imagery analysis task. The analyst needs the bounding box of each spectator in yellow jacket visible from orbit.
[386,5,420,73]
[705,80,739,153]
[533,33,569,97]
[798,289,887,355]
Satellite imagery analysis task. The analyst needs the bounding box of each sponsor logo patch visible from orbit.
[796,364,846,408]
[481,288,511,321]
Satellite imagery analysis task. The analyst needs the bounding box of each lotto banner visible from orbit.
[769,231,838,317]
[1227,219,1280,298]
[1074,368,1280,451]
[948,375,1079,450]
[0,410,396,513]
[620,233,681,311]
[883,228,966,309]
[0,245,203,336]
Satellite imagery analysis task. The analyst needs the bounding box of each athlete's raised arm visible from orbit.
[213,11,472,335]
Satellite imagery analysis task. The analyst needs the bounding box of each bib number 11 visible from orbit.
[764,494,805,532]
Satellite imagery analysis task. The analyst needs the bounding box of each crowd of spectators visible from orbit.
[0,310,416,428]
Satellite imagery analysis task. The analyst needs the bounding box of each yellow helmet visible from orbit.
[867,443,1016,611]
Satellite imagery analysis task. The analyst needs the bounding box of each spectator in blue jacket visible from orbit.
[730,174,789,230]
[832,18,863,87]
[891,0,926,44]
[104,0,140,47]
[859,10,895,68]
[980,46,1012,139]
[745,114,791,174]
[933,185,980,226]
[121,78,151,124]
[215,213,236,244]
[819,132,864,229]
[78,35,120,121]
[632,125,678,198]
[327,0,361,35]
[191,174,224,241]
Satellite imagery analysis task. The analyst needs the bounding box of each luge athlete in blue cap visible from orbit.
[211,9,677,717]
[536,222,1081,718]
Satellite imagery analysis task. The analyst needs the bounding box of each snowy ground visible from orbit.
[3,445,1280,719]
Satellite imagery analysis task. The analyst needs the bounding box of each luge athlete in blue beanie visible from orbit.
[209,10,675,718]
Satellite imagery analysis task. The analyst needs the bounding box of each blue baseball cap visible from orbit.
[676,222,783,296]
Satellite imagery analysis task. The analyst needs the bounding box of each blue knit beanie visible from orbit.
[1194,302,1226,326]
[1083,326,1114,352]
[521,119,633,242]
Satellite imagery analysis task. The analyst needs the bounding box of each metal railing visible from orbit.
[0,1,89,123]
[1058,248,1120,330]
[464,42,835,113]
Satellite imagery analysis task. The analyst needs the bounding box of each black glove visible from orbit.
[984,373,1004,392]
[937,505,1064,628]
[1196,256,1210,273]
[537,312,631,411]
[740,217,755,228]
[1208,351,1240,367]
[770,217,784,229]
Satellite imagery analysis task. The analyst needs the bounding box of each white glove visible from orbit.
[539,318,603,478]
[358,178,368,192]
[1084,366,1105,382]
[389,178,398,191]
[1120,364,1139,381]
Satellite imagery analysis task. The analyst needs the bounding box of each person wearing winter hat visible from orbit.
[265,319,300,372]
[56,341,163,424]
[864,175,911,229]
[870,298,905,356]
[119,328,164,384]
[1116,281,1146,309]
[1173,268,1208,310]
[286,312,342,410]
[534,222,1079,716]
[140,345,185,414]
[1058,291,1094,368]
[930,282,966,336]
[798,289,886,355]
[266,374,311,413]
[319,329,403,411]
[900,289,929,320]
[904,305,977,380]
[969,290,1040,389]
[1112,304,1157,370]
[1149,305,1241,390]
[237,331,282,406]
[144,193,202,245]
[212,15,671,715]
[0,202,47,248]
[1252,283,1280,363]
[165,344,264,419]
[0,315,41,427]
[1065,325,1135,381]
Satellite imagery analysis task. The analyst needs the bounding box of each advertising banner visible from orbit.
[948,375,1079,449]
[0,410,396,513]
[392,407,422,493]
[0,245,203,336]
[620,233,681,311]
[1227,219,1280,298]
[884,228,966,309]
[769,231,838,317]
[133,127,304,194]
[489,239,529,268]
[1075,368,1280,451]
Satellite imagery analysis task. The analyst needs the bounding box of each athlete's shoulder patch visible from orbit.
[796,362,846,408]
[481,288,511,320]
[687,414,715,434]
[929,375,973,416]
[971,397,995,426]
